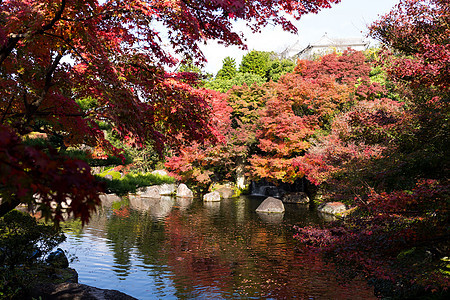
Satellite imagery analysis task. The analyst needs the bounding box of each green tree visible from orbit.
[239,51,270,77]
[204,72,265,93]
[216,57,237,79]
[265,58,296,82]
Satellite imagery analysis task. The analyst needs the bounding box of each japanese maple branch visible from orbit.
[42,32,90,65]
[0,95,14,124]
[0,0,66,66]
[25,52,63,125]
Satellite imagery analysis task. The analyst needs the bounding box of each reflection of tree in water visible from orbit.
[164,198,376,299]
[105,208,168,279]
[101,197,375,298]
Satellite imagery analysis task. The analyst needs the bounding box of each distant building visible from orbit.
[281,33,369,61]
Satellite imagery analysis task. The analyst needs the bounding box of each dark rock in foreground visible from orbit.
[31,282,137,300]
[46,248,69,268]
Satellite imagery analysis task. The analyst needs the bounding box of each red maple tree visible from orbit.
[0,0,341,223]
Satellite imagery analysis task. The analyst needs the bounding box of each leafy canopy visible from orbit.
[0,0,341,224]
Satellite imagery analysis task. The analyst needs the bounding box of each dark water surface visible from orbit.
[61,196,376,299]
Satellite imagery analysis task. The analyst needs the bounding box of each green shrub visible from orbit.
[98,168,122,180]
[0,210,66,298]
[96,172,176,196]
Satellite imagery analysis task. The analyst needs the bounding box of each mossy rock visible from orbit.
[99,169,122,180]
[210,182,241,198]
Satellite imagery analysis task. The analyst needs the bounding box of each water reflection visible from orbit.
[129,196,174,220]
[61,196,376,299]
[174,197,193,211]
[257,212,285,224]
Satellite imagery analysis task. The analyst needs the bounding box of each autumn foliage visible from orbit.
[166,1,449,296]
[291,0,450,296]
[167,49,384,187]
[0,0,342,223]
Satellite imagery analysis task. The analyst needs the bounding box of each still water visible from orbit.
[61,196,376,299]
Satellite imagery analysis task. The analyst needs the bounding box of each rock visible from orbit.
[141,185,161,198]
[255,197,285,213]
[151,169,168,177]
[46,248,69,268]
[99,193,122,206]
[31,283,137,300]
[282,192,310,204]
[176,183,193,198]
[317,202,346,215]
[104,174,113,180]
[216,187,235,199]
[159,183,177,196]
[203,191,221,202]
[128,193,140,203]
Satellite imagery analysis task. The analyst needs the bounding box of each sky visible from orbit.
[199,0,400,75]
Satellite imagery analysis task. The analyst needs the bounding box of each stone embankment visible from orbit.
[29,249,137,299]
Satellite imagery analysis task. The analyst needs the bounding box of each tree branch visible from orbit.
[0,95,14,124]
[0,0,66,66]
[25,52,63,124]
[39,0,66,33]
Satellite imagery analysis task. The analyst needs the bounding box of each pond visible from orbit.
[61,196,376,299]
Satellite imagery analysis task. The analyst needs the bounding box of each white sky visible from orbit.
[199,0,400,75]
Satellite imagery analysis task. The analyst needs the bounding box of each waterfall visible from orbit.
[250,178,308,198]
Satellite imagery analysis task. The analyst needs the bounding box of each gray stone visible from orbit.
[128,193,140,203]
[176,183,193,198]
[99,193,122,206]
[216,187,235,199]
[282,192,310,204]
[151,169,168,177]
[255,197,285,213]
[317,202,346,215]
[203,191,221,202]
[159,183,177,196]
[46,248,69,268]
[141,185,161,198]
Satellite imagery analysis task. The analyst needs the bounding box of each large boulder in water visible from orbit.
[140,185,161,198]
[318,202,346,215]
[176,183,193,198]
[203,191,221,202]
[159,183,177,196]
[256,197,285,213]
